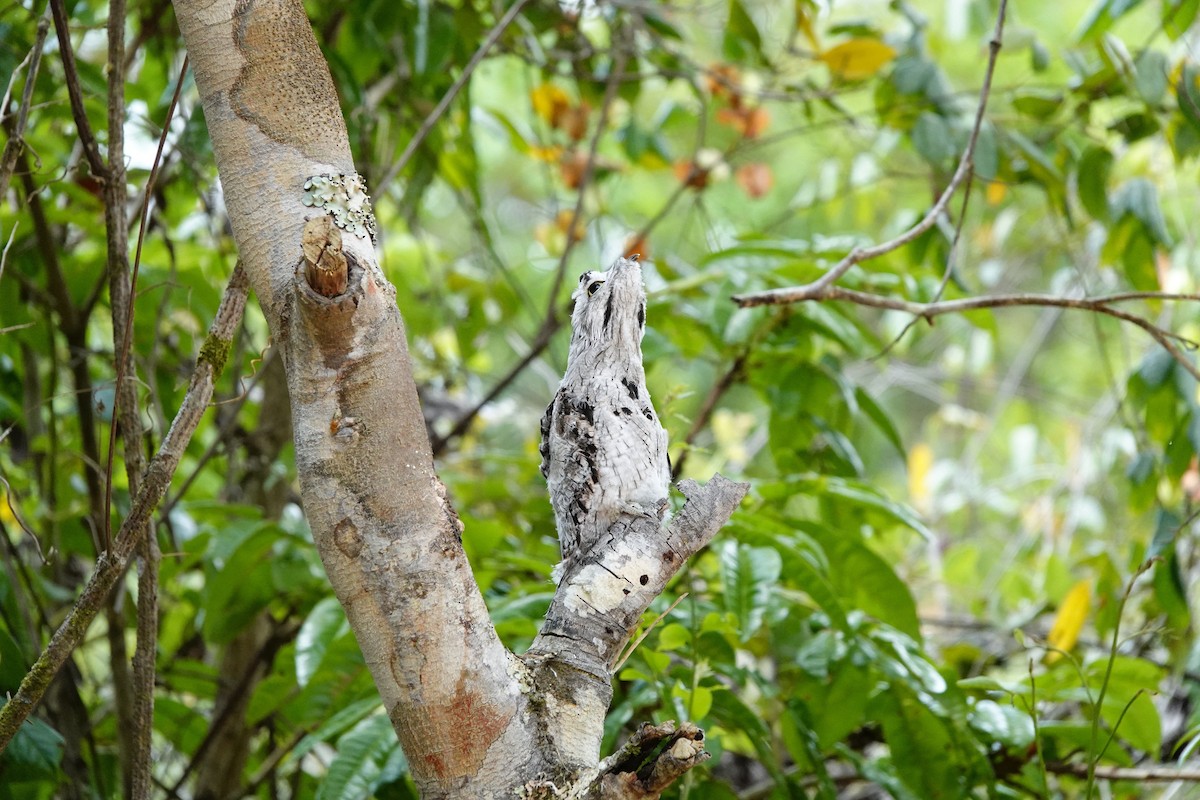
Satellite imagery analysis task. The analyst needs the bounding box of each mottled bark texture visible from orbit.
[172,1,747,796]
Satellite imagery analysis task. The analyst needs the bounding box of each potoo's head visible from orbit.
[569,255,647,352]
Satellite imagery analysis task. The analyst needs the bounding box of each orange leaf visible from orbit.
[704,64,742,101]
[624,236,650,263]
[735,163,773,199]
[743,106,770,138]
[819,39,896,80]
[674,161,709,189]
[560,103,591,141]
[717,106,771,139]
[559,150,589,189]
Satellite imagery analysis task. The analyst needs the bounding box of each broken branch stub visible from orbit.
[301,215,348,297]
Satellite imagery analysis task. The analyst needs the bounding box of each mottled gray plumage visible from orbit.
[540,256,671,578]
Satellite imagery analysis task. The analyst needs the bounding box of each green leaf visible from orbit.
[297,597,349,687]
[708,690,782,780]
[1104,690,1161,755]
[1076,0,1144,41]
[1007,130,1063,185]
[317,714,407,800]
[801,523,920,638]
[0,625,28,692]
[1086,656,1164,754]
[1176,62,1200,133]
[1038,721,1133,766]
[1077,146,1114,221]
[1152,548,1191,634]
[1011,90,1063,119]
[1164,0,1200,39]
[911,111,954,165]
[969,700,1035,749]
[1134,50,1169,105]
[724,0,765,64]
[1031,40,1051,72]
[0,717,63,781]
[791,663,872,750]
[973,122,999,181]
[1148,507,1181,558]
[656,623,691,651]
[782,704,839,798]
[854,387,906,460]
[872,687,973,799]
[1137,348,1177,389]
[202,524,284,644]
[1109,111,1160,143]
[721,542,782,641]
[286,697,383,770]
[673,683,715,721]
[958,676,1019,693]
[798,475,935,541]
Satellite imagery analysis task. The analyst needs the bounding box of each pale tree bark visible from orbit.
[171,1,748,796]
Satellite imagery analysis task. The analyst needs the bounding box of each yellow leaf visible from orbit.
[1045,579,1091,664]
[907,442,934,509]
[796,2,820,51]
[530,84,570,126]
[986,181,1007,205]
[528,145,564,163]
[819,39,896,81]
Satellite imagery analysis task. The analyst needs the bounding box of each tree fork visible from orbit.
[168,0,748,794]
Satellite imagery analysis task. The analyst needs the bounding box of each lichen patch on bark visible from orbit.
[229,0,349,163]
[564,551,657,617]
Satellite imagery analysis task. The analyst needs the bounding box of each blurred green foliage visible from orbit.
[3,0,1200,797]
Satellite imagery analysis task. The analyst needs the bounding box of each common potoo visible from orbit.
[540,255,671,579]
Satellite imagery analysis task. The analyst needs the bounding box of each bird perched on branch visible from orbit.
[540,255,671,580]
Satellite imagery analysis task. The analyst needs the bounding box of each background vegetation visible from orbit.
[3,0,1200,797]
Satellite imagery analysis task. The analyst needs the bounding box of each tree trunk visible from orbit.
[171,1,746,795]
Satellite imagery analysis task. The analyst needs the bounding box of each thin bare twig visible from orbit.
[876,158,977,358]
[375,0,533,195]
[49,0,108,178]
[0,221,18,285]
[767,285,1200,381]
[0,4,50,200]
[731,0,1009,309]
[103,54,189,545]
[612,593,688,674]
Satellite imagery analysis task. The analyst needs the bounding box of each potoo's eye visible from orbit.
[587,281,604,296]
